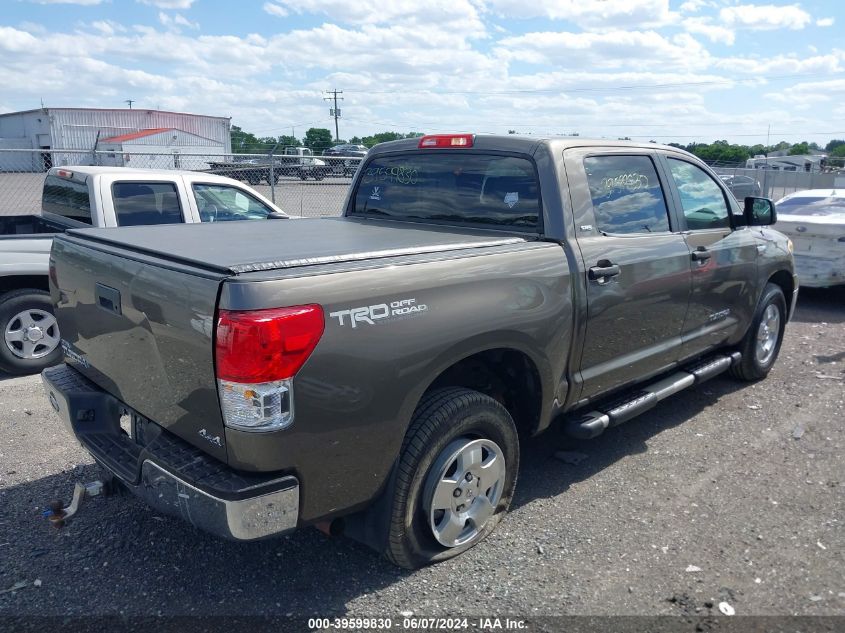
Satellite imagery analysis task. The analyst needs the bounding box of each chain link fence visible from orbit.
[2,148,840,219]
[708,164,838,202]
[0,149,362,218]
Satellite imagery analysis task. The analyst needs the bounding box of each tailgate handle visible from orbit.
[95,284,122,316]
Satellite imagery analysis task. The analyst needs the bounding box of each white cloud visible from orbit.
[683,17,735,45]
[263,0,486,35]
[816,17,834,27]
[679,0,710,12]
[766,79,845,107]
[158,11,199,30]
[719,4,812,31]
[712,52,841,78]
[90,20,127,35]
[495,30,710,71]
[3,4,844,145]
[263,2,288,17]
[137,0,195,8]
[483,0,678,29]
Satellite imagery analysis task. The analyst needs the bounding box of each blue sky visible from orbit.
[2,0,844,146]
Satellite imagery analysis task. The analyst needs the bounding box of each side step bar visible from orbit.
[565,351,741,439]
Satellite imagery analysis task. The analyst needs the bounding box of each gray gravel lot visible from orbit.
[0,288,842,619]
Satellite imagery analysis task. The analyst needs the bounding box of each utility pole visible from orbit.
[323,89,343,142]
[125,99,134,109]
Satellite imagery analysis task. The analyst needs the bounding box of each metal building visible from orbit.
[0,107,231,171]
[97,128,226,170]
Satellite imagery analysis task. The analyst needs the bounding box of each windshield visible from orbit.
[777,196,845,216]
[350,153,541,230]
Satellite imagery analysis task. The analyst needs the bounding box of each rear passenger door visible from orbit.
[564,150,691,401]
[659,155,759,360]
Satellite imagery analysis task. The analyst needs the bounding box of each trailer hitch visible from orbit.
[45,481,106,528]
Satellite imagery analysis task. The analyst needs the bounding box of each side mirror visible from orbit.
[266,211,289,219]
[742,197,777,226]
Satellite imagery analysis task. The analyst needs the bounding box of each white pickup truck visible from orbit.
[0,166,289,374]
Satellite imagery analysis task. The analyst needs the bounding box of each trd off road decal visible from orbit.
[329,298,427,328]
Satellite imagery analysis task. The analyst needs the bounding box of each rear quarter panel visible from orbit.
[221,242,573,523]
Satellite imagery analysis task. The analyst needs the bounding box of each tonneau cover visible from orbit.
[68,217,527,274]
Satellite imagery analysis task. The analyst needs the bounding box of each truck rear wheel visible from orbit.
[384,388,519,569]
[0,289,62,375]
[730,282,787,381]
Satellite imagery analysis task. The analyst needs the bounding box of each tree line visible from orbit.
[231,126,423,154]
[232,125,845,165]
[667,139,845,165]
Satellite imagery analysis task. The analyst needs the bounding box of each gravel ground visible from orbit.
[0,288,842,620]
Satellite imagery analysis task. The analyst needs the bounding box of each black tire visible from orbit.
[0,289,62,376]
[383,387,519,569]
[730,282,787,382]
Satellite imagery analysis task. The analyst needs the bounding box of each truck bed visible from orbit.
[67,216,528,274]
[50,217,539,466]
[0,214,70,238]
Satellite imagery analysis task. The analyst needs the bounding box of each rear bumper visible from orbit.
[41,363,299,541]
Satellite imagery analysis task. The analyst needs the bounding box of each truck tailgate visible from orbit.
[50,234,229,462]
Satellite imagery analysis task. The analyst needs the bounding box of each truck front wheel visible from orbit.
[384,388,519,569]
[730,282,787,381]
[0,289,62,375]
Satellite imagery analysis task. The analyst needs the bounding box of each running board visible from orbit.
[565,352,741,439]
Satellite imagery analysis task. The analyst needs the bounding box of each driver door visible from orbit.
[659,155,760,360]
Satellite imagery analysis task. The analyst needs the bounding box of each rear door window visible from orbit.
[42,175,92,224]
[583,155,671,234]
[112,182,184,227]
[351,154,541,230]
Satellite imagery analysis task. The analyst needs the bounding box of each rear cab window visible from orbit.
[42,175,92,225]
[112,182,185,227]
[350,153,541,231]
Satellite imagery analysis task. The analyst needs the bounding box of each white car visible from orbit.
[774,189,845,288]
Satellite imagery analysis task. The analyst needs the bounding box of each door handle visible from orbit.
[588,263,621,281]
[691,249,712,262]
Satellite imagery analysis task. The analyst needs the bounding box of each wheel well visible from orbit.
[426,348,542,437]
[0,275,49,297]
[768,270,794,305]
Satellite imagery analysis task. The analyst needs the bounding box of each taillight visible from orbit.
[418,134,474,148]
[215,305,324,432]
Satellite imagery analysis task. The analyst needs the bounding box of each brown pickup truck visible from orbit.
[43,135,797,568]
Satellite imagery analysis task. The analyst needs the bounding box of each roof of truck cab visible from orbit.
[369,134,685,155]
[47,166,258,185]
